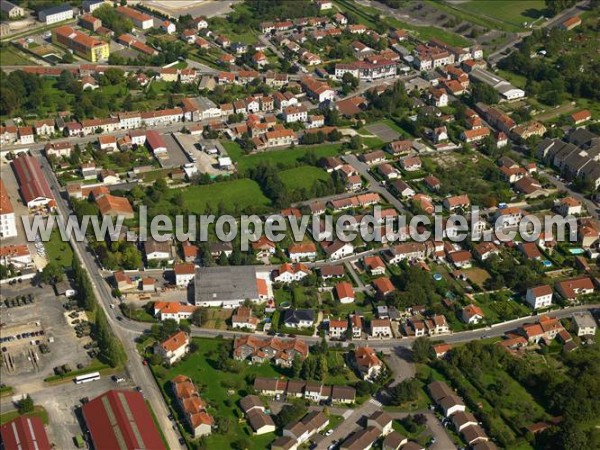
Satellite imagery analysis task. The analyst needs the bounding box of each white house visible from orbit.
[283,105,308,123]
[526,285,553,309]
[154,331,190,365]
[274,263,310,283]
[0,181,17,238]
[174,262,195,287]
[325,240,354,260]
[329,319,348,339]
[370,319,393,339]
[461,304,484,324]
[288,243,317,262]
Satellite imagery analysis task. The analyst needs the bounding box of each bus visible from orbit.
[74,372,100,384]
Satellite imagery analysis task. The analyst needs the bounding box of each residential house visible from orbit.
[335,282,355,304]
[154,331,190,365]
[283,309,315,329]
[353,346,383,380]
[572,311,597,337]
[555,276,594,302]
[233,336,308,367]
[370,318,393,339]
[461,304,484,324]
[526,285,553,309]
[274,263,310,283]
[329,319,348,339]
[443,194,470,212]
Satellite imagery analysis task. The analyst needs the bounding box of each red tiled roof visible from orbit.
[12,153,54,205]
[82,390,166,450]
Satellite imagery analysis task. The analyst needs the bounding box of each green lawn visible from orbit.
[45,228,74,268]
[280,166,331,191]
[176,179,271,214]
[455,0,547,28]
[223,141,343,172]
[152,337,283,449]
[0,46,32,65]
[0,406,48,425]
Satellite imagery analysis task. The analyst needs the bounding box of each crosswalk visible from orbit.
[369,398,382,407]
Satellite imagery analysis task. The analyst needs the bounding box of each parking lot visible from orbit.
[1,282,93,382]
[365,122,401,143]
[162,133,194,168]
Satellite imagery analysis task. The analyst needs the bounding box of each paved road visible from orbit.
[316,397,383,449]
[343,154,409,215]
[36,151,184,450]
[539,169,598,219]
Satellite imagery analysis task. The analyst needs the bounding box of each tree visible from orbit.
[412,337,433,362]
[17,395,34,414]
[470,82,500,104]
[151,319,180,342]
[190,308,203,326]
[292,355,302,378]
[276,403,307,428]
[39,261,64,285]
[389,378,420,406]
[545,0,577,16]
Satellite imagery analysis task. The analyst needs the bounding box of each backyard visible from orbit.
[152,337,280,449]
[44,228,74,268]
[280,166,331,191]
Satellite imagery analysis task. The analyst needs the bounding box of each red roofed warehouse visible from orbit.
[82,390,166,450]
[12,153,55,210]
[0,416,52,450]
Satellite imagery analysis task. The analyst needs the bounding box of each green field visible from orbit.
[0,406,48,426]
[454,0,547,28]
[280,166,330,191]
[152,338,282,449]
[222,141,344,172]
[45,228,74,268]
[0,46,31,65]
[177,179,271,214]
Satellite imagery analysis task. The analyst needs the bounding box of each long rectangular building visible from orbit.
[82,390,166,450]
[11,153,55,210]
[52,26,109,62]
[0,179,17,238]
[116,6,154,29]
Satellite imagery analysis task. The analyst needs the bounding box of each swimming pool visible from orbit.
[433,273,443,281]
[542,260,553,268]
[568,248,585,255]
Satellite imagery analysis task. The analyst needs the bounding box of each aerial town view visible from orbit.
[0,0,599,449]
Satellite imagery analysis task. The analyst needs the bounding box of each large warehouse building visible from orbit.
[0,416,52,450]
[81,390,166,450]
[11,153,55,211]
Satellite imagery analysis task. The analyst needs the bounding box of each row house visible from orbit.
[413,44,455,71]
[118,111,142,129]
[274,263,311,283]
[80,118,119,135]
[283,105,308,123]
[288,242,317,262]
[384,241,429,263]
[233,336,309,367]
[273,91,298,110]
[140,107,183,127]
[171,375,213,438]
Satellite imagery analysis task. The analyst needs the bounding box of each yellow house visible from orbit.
[52,25,109,62]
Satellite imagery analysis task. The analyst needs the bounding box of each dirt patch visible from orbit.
[462,267,491,287]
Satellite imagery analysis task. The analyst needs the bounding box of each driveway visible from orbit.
[316,398,383,449]
[386,347,416,387]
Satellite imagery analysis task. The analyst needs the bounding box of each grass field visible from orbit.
[152,337,282,449]
[45,228,74,268]
[0,46,32,65]
[0,406,48,425]
[280,166,331,191]
[177,179,271,214]
[455,0,547,28]
[222,141,344,172]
